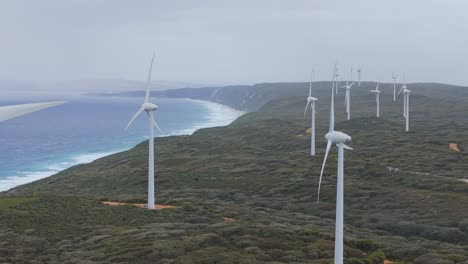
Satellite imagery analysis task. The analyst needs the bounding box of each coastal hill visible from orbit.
[1,81,468,263]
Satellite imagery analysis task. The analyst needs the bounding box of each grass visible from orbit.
[0,197,37,210]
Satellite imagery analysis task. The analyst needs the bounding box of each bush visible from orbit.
[414,254,455,264]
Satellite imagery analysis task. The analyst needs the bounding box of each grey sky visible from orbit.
[0,0,467,86]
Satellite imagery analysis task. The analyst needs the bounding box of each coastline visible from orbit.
[0,98,247,192]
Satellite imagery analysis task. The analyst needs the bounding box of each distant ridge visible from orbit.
[102,81,468,111]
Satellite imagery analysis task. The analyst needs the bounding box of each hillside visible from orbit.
[1,81,468,263]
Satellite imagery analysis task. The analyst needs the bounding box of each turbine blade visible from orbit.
[349,82,355,87]
[329,65,336,133]
[144,53,156,103]
[317,140,332,203]
[126,107,145,131]
[147,112,163,133]
[304,101,310,117]
[397,86,405,95]
[309,69,313,97]
[376,82,380,90]
[343,144,353,150]
[0,101,66,123]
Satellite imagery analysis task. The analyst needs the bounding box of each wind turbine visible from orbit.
[397,78,412,131]
[370,83,381,117]
[341,81,355,120]
[357,68,362,86]
[335,68,340,95]
[304,69,318,157]
[125,53,162,210]
[398,81,407,118]
[317,64,353,264]
[392,73,398,101]
[0,101,66,122]
[403,87,412,131]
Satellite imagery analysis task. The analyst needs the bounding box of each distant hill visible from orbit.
[110,81,468,111]
[0,79,210,99]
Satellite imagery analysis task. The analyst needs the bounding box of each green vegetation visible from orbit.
[1,81,468,263]
[0,197,37,210]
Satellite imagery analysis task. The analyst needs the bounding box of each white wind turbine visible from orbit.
[341,81,355,120]
[357,68,362,86]
[370,83,381,117]
[0,101,66,123]
[392,73,398,101]
[317,65,353,264]
[125,54,163,210]
[397,81,407,118]
[397,79,412,131]
[304,70,318,157]
[403,87,412,131]
[335,68,340,95]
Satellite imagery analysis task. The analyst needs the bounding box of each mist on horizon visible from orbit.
[0,0,467,98]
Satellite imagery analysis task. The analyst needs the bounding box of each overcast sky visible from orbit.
[0,0,467,86]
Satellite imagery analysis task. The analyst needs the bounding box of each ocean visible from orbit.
[0,96,243,191]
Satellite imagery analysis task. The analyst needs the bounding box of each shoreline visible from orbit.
[0,98,247,192]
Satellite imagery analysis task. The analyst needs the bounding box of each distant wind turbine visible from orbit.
[318,64,353,264]
[335,68,340,95]
[397,78,412,131]
[304,69,318,157]
[398,81,407,117]
[357,68,362,86]
[370,83,381,117]
[0,101,66,123]
[392,73,398,101]
[341,81,355,120]
[403,87,412,131]
[125,53,163,210]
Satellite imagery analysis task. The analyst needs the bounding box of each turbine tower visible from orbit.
[398,81,407,117]
[370,83,381,117]
[392,73,398,101]
[403,87,412,131]
[318,64,353,264]
[125,53,163,210]
[341,81,355,120]
[0,101,66,122]
[335,67,340,95]
[304,69,318,157]
[357,68,362,86]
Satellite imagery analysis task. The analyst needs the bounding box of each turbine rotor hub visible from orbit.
[142,102,158,111]
[325,131,351,144]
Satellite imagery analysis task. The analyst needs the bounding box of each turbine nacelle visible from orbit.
[307,96,318,102]
[341,82,355,90]
[370,90,381,93]
[325,131,351,144]
[142,102,158,111]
